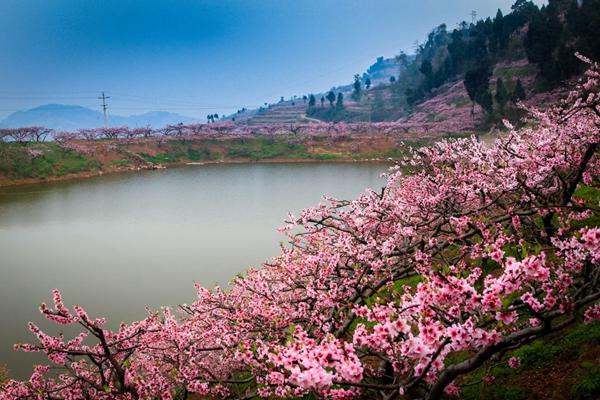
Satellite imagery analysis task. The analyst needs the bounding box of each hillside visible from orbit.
[237,0,600,132]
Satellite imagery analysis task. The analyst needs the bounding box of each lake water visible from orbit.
[0,162,388,379]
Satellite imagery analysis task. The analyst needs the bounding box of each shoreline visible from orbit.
[0,157,396,189]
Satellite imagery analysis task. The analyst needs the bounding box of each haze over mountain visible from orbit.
[0,104,197,130]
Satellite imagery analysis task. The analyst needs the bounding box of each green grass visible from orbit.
[460,321,600,399]
[225,137,312,161]
[306,107,367,122]
[575,185,600,204]
[110,159,133,167]
[572,185,600,228]
[0,142,101,180]
[572,363,600,400]
[138,137,329,163]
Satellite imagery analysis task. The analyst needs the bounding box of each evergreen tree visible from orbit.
[512,79,526,103]
[352,74,362,100]
[308,94,316,107]
[419,60,433,90]
[495,78,509,110]
[448,29,466,74]
[336,92,344,109]
[567,0,600,61]
[464,61,493,114]
[493,9,506,51]
[365,77,371,90]
[326,91,336,108]
[479,90,494,114]
[525,5,563,84]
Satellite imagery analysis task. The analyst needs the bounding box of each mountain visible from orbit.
[0,104,198,131]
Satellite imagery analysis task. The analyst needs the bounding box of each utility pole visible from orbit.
[471,10,477,25]
[98,92,110,128]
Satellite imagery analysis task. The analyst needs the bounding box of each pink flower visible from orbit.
[508,357,521,369]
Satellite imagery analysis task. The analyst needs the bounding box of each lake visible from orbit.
[0,162,388,379]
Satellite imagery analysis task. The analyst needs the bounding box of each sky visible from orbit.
[0,0,534,120]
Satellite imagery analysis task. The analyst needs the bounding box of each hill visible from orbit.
[237,0,600,132]
[0,104,197,131]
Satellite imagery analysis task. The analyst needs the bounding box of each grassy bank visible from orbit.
[0,133,460,186]
[455,321,600,400]
[0,142,102,181]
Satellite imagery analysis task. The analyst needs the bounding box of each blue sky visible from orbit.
[0,0,534,119]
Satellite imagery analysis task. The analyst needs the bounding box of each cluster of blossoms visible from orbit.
[1,55,599,400]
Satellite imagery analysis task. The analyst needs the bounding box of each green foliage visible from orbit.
[506,320,599,370]
[311,153,342,161]
[186,147,211,161]
[511,79,526,103]
[326,91,336,107]
[307,106,364,122]
[572,185,600,228]
[336,92,344,110]
[522,0,600,86]
[460,321,600,400]
[567,0,600,62]
[572,364,600,400]
[110,159,133,167]
[370,91,387,122]
[465,60,493,113]
[141,152,178,164]
[419,59,433,90]
[495,78,509,110]
[575,185,600,204]
[484,385,528,400]
[352,74,362,100]
[141,142,216,164]
[512,339,562,368]
[225,137,311,161]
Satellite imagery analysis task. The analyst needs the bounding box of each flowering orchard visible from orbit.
[1,56,600,400]
[3,122,441,160]
[0,127,52,143]
[4,122,432,146]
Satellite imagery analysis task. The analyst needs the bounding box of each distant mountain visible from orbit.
[0,104,198,131]
[111,111,198,129]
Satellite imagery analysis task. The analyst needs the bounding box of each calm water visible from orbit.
[0,162,388,379]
